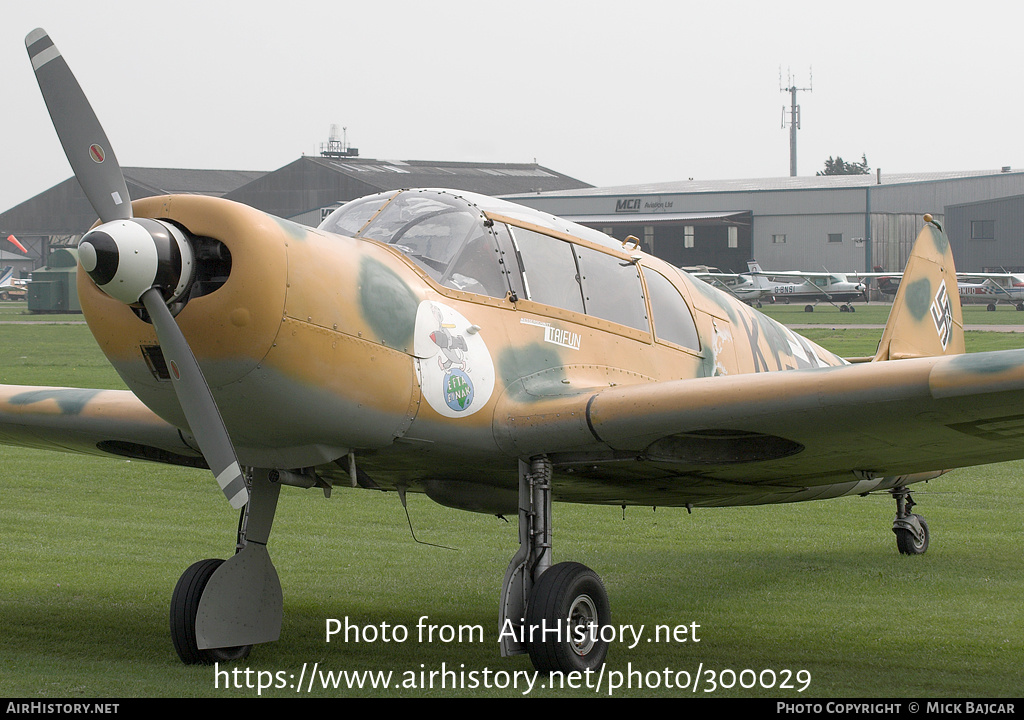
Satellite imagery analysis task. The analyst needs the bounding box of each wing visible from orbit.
[506,349,1024,507]
[0,385,205,467]
[748,270,828,279]
[957,272,1016,279]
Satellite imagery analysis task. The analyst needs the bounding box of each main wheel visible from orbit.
[525,562,610,673]
[895,515,930,555]
[170,558,252,664]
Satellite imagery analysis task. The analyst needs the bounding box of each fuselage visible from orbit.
[79,190,847,508]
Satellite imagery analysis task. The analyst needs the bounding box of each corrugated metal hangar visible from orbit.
[0,167,267,265]
[0,157,591,270]
[223,156,592,227]
[946,193,1024,273]
[504,170,1024,274]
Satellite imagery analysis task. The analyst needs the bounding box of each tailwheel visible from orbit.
[170,558,252,664]
[525,562,610,673]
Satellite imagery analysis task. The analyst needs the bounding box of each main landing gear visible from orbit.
[500,456,611,673]
[890,487,929,555]
[170,469,284,664]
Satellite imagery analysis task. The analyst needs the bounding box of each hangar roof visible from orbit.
[509,169,1024,198]
[223,157,592,220]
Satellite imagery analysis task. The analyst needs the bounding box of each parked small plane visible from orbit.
[7,29,1024,674]
[694,262,868,311]
[0,265,27,300]
[955,272,1024,310]
[689,265,773,305]
[873,270,1024,312]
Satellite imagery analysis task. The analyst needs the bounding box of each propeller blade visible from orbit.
[27,29,248,511]
[25,28,131,224]
[140,288,249,509]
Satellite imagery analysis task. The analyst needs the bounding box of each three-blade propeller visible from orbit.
[26,28,249,509]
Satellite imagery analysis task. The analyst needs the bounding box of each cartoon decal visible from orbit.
[414,301,495,418]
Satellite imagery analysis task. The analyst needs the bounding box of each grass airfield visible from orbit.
[1,302,1022,698]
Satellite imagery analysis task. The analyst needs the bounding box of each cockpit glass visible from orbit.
[360,194,478,278]
[319,191,398,237]
[325,190,510,299]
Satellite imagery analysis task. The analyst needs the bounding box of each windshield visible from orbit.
[322,190,511,299]
[319,191,399,237]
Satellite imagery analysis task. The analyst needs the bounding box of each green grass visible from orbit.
[761,301,1024,326]
[0,300,84,324]
[1,315,1022,697]
[796,329,1024,358]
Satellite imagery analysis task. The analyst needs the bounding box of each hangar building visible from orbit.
[0,157,590,272]
[224,156,590,227]
[504,169,1024,274]
[945,193,1024,273]
[0,167,267,267]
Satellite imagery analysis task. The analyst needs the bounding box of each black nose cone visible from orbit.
[79,231,119,286]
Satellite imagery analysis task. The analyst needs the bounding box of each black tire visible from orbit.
[170,558,252,664]
[987,303,996,312]
[525,562,610,673]
[804,305,814,313]
[895,515,929,555]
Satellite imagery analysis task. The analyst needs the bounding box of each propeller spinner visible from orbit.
[26,28,249,509]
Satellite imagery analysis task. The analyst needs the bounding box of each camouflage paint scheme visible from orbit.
[3,192,1024,517]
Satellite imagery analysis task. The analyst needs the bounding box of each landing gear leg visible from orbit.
[891,487,929,555]
[499,456,610,672]
[170,468,283,664]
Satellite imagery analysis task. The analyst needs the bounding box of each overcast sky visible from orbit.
[2,0,1021,214]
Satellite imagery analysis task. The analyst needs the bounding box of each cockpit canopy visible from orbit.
[320,189,700,349]
[320,189,508,296]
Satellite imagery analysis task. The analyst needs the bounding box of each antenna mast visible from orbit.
[780,68,812,177]
[320,124,359,158]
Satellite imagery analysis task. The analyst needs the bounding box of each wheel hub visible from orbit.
[568,593,599,656]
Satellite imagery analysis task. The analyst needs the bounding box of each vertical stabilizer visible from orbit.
[746,261,770,290]
[873,215,963,361]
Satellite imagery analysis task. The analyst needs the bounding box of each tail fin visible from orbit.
[0,266,13,287]
[873,215,963,361]
[746,260,772,290]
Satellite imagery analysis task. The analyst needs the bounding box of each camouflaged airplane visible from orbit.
[6,28,1024,675]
